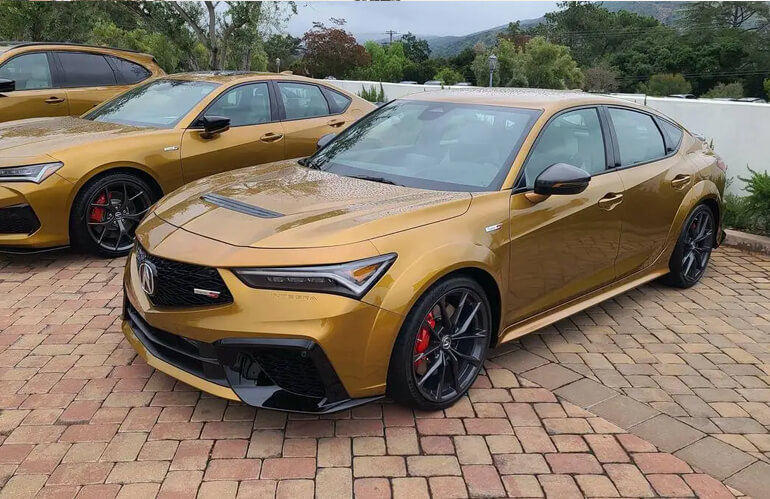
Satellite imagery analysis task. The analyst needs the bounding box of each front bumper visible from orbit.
[0,174,73,250]
[122,246,402,413]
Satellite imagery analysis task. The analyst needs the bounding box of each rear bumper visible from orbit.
[123,300,383,413]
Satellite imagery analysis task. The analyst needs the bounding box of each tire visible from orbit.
[660,203,715,288]
[387,276,492,411]
[70,172,155,258]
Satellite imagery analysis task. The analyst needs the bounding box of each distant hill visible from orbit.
[426,1,686,57]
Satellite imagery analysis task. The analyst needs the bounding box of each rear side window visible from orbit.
[57,52,116,87]
[108,56,151,85]
[323,87,352,114]
[608,108,666,166]
[278,82,330,120]
[0,52,52,90]
[657,119,683,151]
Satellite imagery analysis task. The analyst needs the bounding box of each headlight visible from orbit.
[0,162,63,183]
[233,253,397,299]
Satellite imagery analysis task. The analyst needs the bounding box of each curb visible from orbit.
[723,229,770,255]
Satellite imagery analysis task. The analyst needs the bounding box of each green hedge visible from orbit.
[725,168,770,236]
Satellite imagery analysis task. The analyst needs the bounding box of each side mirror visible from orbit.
[317,133,336,150]
[534,163,591,196]
[199,115,230,139]
[0,79,15,93]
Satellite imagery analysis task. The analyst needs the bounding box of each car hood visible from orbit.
[153,161,471,249]
[0,117,156,163]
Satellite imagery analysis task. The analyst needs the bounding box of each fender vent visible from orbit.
[201,193,283,219]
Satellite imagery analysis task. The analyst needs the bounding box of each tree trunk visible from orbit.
[205,1,220,69]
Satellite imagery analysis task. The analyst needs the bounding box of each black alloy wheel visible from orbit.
[388,276,492,410]
[662,204,715,288]
[71,173,155,257]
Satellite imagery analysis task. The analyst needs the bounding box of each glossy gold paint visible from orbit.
[0,73,373,250]
[0,44,164,122]
[124,90,725,401]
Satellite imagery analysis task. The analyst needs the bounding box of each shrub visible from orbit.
[725,169,770,235]
[703,82,743,99]
[358,83,386,103]
[639,73,691,96]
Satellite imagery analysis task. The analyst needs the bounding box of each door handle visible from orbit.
[259,132,284,143]
[598,192,624,211]
[671,174,691,190]
[44,96,65,104]
[327,119,346,128]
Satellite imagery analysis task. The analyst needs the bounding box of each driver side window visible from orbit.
[522,108,606,188]
[206,82,272,127]
[0,52,53,90]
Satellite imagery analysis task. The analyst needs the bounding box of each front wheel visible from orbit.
[387,276,492,411]
[661,204,715,288]
[70,173,155,258]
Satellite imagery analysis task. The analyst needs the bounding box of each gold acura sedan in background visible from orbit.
[0,72,372,255]
[0,42,164,122]
[123,89,726,413]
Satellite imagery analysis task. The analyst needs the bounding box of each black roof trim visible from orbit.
[0,42,147,55]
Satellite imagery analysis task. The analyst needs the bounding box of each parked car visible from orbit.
[399,81,418,85]
[424,80,442,86]
[0,72,373,256]
[668,94,697,99]
[123,89,726,413]
[0,42,164,123]
[454,82,472,86]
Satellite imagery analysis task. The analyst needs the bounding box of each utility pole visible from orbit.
[383,30,398,44]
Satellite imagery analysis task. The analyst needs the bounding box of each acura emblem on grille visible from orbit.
[138,261,157,297]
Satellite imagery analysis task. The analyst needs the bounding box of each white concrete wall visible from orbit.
[324,80,769,194]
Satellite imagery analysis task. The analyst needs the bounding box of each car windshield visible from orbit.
[85,79,219,128]
[309,100,541,191]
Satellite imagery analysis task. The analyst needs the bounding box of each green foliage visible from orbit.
[358,83,386,103]
[400,33,431,63]
[703,82,744,99]
[264,34,301,72]
[584,65,620,93]
[640,74,692,96]
[433,67,464,86]
[725,169,770,236]
[764,78,770,99]
[351,41,412,82]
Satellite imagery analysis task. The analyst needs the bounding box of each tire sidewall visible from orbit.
[668,204,714,287]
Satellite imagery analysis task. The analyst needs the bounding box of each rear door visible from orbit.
[0,51,69,122]
[54,51,125,115]
[506,107,625,325]
[606,107,696,278]
[275,81,347,158]
[180,81,286,182]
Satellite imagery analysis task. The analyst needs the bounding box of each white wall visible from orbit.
[324,80,768,194]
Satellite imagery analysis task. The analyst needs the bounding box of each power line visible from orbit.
[383,30,398,44]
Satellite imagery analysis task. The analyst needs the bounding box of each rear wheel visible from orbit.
[661,204,715,288]
[387,276,491,410]
[70,173,155,258]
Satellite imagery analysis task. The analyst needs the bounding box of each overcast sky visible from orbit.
[285,1,559,39]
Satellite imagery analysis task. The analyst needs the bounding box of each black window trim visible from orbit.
[104,55,152,85]
[50,50,118,88]
[513,104,613,193]
[0,50,59,90]
[603,105,681,172]
[319,85,352,114]
[189,80,279,129]
[273,80,342,122]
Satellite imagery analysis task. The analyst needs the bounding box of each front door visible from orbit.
[606,107,697,278]
[506,107,624,325]
[0,52,69,122]
[180,81,286,182]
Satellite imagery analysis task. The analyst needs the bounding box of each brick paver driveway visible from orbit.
[0,247,767,498]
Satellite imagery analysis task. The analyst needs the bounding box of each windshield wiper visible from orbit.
[349,175,402,186]
[298,157,326,170]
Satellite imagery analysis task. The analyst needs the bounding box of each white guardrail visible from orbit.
[324,79,769,195]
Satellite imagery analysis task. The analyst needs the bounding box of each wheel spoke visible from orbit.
[417,355,443,388]
[438,297,453,331]
[121,183,128,209]
[128,190,145,203]
[435,352,447,400]
[683,252,695,277]
[450,292,468,325]
[123,207,151,221]
[451,348,481,367]
[447,350,461,390]
[413,344,440,364]
[455,302,481,336]
[453,330,487,342]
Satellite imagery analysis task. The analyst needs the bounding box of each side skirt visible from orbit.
[499,266,669,344]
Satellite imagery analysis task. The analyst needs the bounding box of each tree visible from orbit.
[433,67,464,85]
[641,74,692,96]
[523,37,583,89]
[703,82,744,98]
[680,2,770,30]
[584,65,620,93]
[351,41,411,82]
[765,78,770,98]
[264,34,301,72]
[0,0,102,41]
[300,20,369,78]
[400,32,431,63]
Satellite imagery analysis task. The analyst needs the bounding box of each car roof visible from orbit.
[402,88,640,112]
[163,71,332,85]
[0,41,151,57]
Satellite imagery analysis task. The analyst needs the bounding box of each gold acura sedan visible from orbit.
[123,89,726,413]
[0,72,372,255]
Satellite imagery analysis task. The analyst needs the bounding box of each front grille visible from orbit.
[252,349,326,398]
[0,204,40,234]
[136,245,232,308]
[126,302,227,385]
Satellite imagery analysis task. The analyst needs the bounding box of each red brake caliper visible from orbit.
[414,312,436,368]
[89,193,108,223]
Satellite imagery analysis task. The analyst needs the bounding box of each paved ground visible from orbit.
[0,246,766,498]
